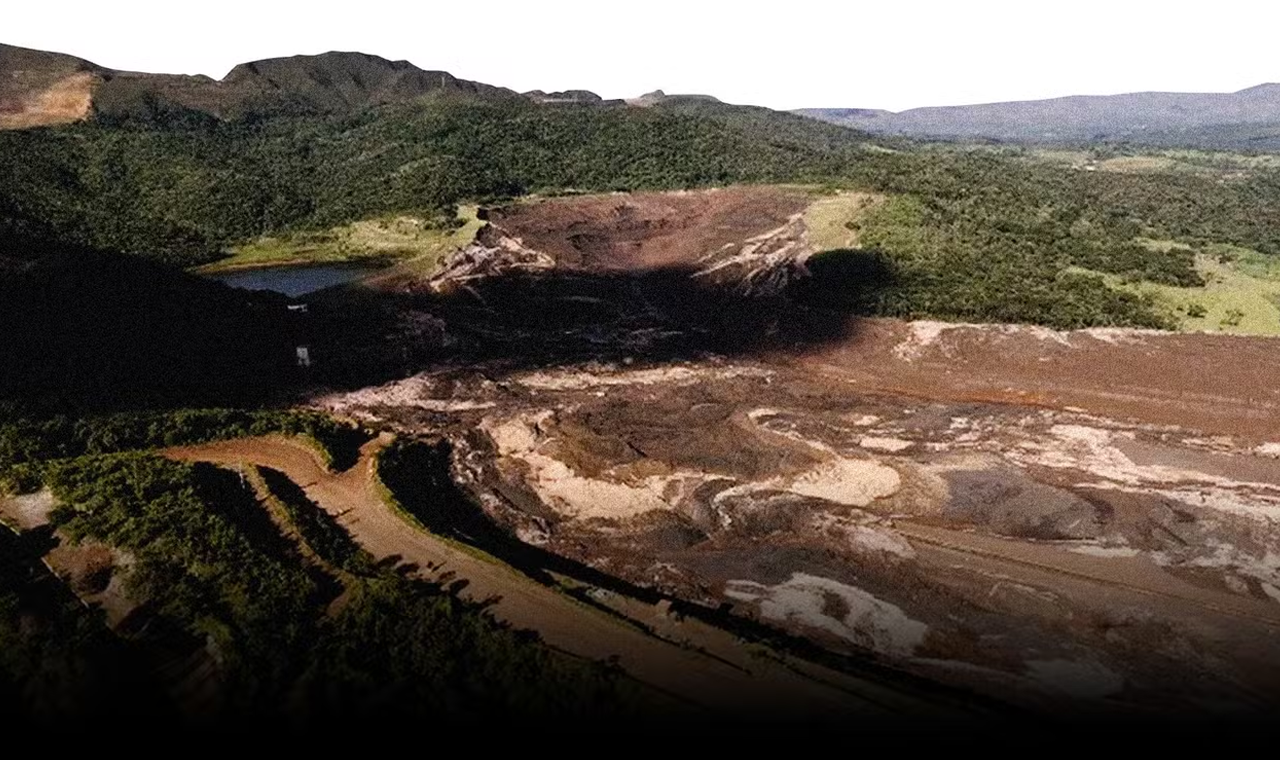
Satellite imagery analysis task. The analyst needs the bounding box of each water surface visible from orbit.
[207,264,377,297]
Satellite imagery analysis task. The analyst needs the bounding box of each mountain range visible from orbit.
[0,42,529,128]
[797,85,1280,149]
[0,42,730,129]
[12,40,1280,151]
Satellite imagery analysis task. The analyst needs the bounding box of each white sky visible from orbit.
[8,0,1280,112]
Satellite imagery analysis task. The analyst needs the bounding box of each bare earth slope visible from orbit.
[0,44,102,128]
[319,187,1280,720]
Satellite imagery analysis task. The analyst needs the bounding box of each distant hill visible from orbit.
[0,43,521,128]
[798,85,1280,149]
[626,90,722,108]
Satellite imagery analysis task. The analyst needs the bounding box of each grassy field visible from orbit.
[802,191,886,251]
[1010,147,1280,176]
[1085,245,1280,336]
[197,205,483,273]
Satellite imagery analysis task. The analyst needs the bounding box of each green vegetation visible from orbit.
[1082,248,1280,335]
[841,194,1169,329]
[203,204,483,273]
[0,99,872,268]
[2,446,634,725]
[9,97,1280,330]
[372,439,507,566]
[0,408,367,494]
[802,191,885,251]
[0,522,162,722]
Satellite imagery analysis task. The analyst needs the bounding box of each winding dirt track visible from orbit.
[163,434,943,720]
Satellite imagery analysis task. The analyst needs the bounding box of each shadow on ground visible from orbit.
[308,248,897,390]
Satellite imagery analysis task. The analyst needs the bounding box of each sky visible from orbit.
[8,0,1280,112]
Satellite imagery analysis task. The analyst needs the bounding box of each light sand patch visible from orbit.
[893,321,1164,363]
[1017,325,1076,347]
[317,374,496,413]
[1067,544,1142,558]
[515,365,771,391]
[485,414,674,520]
[847,525,916,559]
[1081,327,1159,345]
[777,459,901,507]
[1084,481,1280,525]
[809,512,915,558]
[487,408,900,518]
[1256,443,1280,459]
[0,489,56,530]
[1154,538,1280,587]
[1009,425,1280,497]
[860,436,913,453]
[893,321,961,361]
[725,573,927,655]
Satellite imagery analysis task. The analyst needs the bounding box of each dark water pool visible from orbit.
[206,264,377,297]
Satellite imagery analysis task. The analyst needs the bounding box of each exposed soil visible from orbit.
[318,187,1280,719]
[483,186,812,272]
[0,72,96,130]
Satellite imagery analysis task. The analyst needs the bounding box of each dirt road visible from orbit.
[164,434,946,720]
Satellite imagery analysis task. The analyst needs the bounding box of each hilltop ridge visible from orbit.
[798,83,1280,148]
[0,42,522,128]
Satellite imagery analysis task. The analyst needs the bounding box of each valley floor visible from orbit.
[305,186,1280,719]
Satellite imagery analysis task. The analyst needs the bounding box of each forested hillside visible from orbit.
[4,60,1280,345]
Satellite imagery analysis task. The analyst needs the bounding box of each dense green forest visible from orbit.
[2,449,634,726]
[0,99,870,266]
[4,95,1280,330]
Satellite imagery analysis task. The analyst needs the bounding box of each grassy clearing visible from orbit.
[1096,155,1180,173]
[383,204,485,278]
[1013,146,1280,177]
[198,205,482,273]
[1083,247,1280,336]
[802,191,887,251]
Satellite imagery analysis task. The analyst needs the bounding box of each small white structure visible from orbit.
[296,346,312,367]
[287,303,309,313]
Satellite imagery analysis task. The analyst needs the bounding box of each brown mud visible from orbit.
[316,187,1280,719]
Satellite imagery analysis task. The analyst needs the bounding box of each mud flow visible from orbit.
[323,188,1280,718]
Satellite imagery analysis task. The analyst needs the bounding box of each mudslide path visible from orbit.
[164,435,946,720]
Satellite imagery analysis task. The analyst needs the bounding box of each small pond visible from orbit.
[206,264,378,297]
